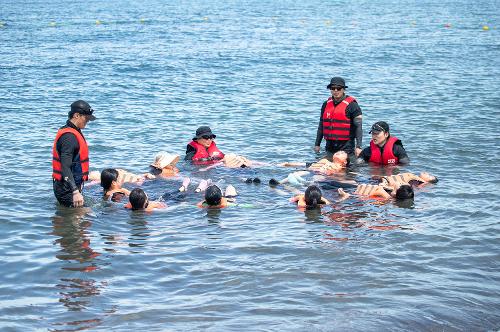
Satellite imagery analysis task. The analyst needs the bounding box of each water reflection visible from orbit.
[50,207,109,330]
[127,213,151,250]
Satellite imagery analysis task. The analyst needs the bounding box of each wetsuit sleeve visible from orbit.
[394,142,410,164]
[347,101,363,148]
[353,117,362,148]
[185,144,196,161]
[315,101,327,146]
[57,132,79,192]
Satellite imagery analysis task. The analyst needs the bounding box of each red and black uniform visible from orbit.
[315,95,362,156]
[185,140,224,164]
[52,120,89,206]
[358,136,409,165]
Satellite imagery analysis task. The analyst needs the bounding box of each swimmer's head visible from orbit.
[100,168,119,191]
[205,184,222,206]
[332,150,349,167]
[395,184,414,200]
[129,188,148,210]
[304,185,323,209]
[420,172,438,183]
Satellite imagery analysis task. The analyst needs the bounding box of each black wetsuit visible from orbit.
[357,140,410,165]
[315,95,363,156]
[53,120,86,207]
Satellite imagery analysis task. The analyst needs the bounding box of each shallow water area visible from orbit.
[0,0,499,331]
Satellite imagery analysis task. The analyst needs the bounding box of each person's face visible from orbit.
[332,151,348,166]
[371,130,389,147]
[160,165,178,176]
[419,172,436,182]
[74,113,92,129]
[197,135,214,148]
[330,86,345,100]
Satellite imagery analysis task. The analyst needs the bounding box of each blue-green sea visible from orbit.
[0,0,499,330]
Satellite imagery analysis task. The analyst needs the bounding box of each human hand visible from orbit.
[313,146,320,153]
[338,188,350,200]
[355,147,362,157]
[143,173,156,180]
[72,191,84,207]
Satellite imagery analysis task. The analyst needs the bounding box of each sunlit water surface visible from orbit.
[0,0,499,330]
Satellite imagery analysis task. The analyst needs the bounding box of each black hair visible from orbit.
[304,185,323,209]
[101,168,119,191]
[129,188,148,210]
[149,165,162,176]
[395,185,414,200]
[428,176,439,184]
[205,185,222,206]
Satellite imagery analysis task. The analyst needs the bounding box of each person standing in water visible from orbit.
[356,121,409,165]
[52,100,96,207]
[314,77,363,159]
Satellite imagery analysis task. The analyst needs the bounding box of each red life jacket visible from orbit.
[322,96,355,141]
[369,136,400,165]
[188,140,224,164]
[52,127,89,182]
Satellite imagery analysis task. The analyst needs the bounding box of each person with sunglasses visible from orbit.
[52,100,96,208]
[185,126,225,164]
[356,121,409,165]
[314,77,363,159]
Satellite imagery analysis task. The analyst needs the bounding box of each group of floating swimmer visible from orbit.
[52,76,437,210]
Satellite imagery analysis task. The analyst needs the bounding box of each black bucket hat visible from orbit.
[326,77,348,89]
[193,126,216,140]
[69,100,96,121]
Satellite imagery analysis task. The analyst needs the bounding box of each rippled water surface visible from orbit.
[1,0,499,331]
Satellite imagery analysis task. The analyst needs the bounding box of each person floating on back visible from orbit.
[280,150,349,175]
[52,100,96,207]
[338,183,414,201]
[149,152,180,177]
[356,121,409,165]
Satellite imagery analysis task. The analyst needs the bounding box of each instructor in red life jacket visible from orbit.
[314,77,363,159]
[185,126,225,164]
[52,100,96,207]
[356,121,409,165]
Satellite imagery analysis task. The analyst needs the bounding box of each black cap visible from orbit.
[326,77,348,89]
[69,100,96,121]
[193,126,216,140]
[369,121,390,134]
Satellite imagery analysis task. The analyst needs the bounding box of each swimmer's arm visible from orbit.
[279,162,307,167]
[337,188,351,201]
[146,201,167,211]
[289,195,302,203]
[199,161,223,171]
[321,197,332,205]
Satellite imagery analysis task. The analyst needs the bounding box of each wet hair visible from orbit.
[428,176,439,184]
[205,185,222,206]
[129,188,148,210]
[395,185,414,200]
[304,185,323,209]
[149,165,162,176]
[101,168,119,191]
